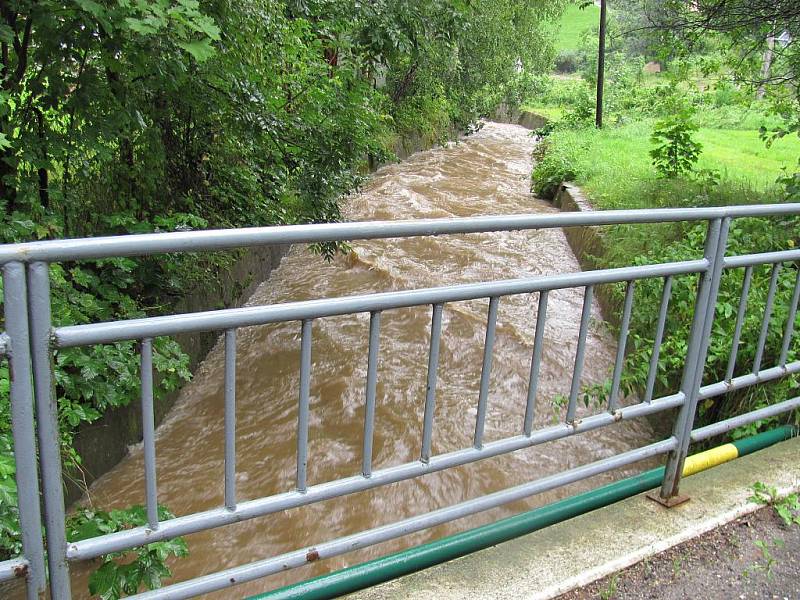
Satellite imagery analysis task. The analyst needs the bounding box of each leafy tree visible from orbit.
[0,0,564,594]
[629,0,800,149]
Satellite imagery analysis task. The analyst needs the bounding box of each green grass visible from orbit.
[555,4,600,53]
[696,128,798,183]
[540,120,799,210]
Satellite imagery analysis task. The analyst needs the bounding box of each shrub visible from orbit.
[710,80,746,108]
[560,86,595,127]
[531,133,587,198]
[554,50,582,73]
[67,506,188,599]
[650,107,703,178]
[532,77,592,108]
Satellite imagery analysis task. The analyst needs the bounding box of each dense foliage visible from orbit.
[529,1,800,438]
[0,0,562,594]
[533,122,800,437]
[608,219,800,436]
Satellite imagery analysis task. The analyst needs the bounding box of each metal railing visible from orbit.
[1,203,800,599]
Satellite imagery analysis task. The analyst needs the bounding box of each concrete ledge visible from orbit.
[493,105,550,130]
[347,436,800,600]
[553,182,621,324]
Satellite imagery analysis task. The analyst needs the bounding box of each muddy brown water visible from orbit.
[67,122,656,598]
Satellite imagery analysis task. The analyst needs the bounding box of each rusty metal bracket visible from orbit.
[646,491,690,508]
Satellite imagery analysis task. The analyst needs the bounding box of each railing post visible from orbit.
[656,217,730,504]
[2,263,47,599]
[27,262,72,598]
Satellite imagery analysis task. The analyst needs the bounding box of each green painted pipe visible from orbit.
[250,426,796,600]
[732,425,795,457]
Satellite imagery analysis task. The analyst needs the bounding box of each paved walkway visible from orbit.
[348,436,800,600]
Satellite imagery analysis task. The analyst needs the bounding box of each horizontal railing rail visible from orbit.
[68,393,687,560]
[1,204,799,599]
[130,439,679,600]
[0,203,798,264]
[53,259,708,347]
[0,556,29,583]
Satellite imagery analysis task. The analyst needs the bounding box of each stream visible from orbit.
[69,121,655,598]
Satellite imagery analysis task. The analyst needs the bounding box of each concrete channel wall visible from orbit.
[69,244,289,502]
[553,181,621,325]
[494,104,550,130]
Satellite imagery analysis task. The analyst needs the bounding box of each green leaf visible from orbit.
[124,17,159,35]
[74,0,113,32]
[177,39,216,62]
[88,561,121,600]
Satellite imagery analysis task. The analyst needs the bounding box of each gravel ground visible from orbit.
[556,505,800,600]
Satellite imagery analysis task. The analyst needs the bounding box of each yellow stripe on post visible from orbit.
[682,443,739,477]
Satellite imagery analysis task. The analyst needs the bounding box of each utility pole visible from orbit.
[595,0,607,128]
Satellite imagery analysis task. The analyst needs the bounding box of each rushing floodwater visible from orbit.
[68,122,655,598]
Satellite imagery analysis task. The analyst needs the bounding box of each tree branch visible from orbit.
[11,14,33,87]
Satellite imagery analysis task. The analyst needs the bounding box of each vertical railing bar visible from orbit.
[3,263,47,600]
[725,266,753,382]
[660,217,729,500]
[27,261,72,598]
[421,303,443,463]
[523,291,549,436]
[140,338,159,529]
[224,329,237,510]
[567,285,593,423]
[778,267,800,366]
[473,297,499,449]
[643,275,673,403]
[361,311,381,478]
[608,280,635,412]
[296,319,313,493]
[753,262,781,374]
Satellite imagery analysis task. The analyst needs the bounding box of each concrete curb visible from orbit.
[533,483,800,600]
[347,436,800,600]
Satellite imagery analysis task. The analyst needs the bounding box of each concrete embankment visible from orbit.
[553,182,621,325]
[494,105,550,130]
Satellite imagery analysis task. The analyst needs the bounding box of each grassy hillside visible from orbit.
[555,3,600,52]
[536,120,799,210]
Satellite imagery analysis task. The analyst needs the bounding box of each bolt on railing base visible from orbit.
[645,491,689,508]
